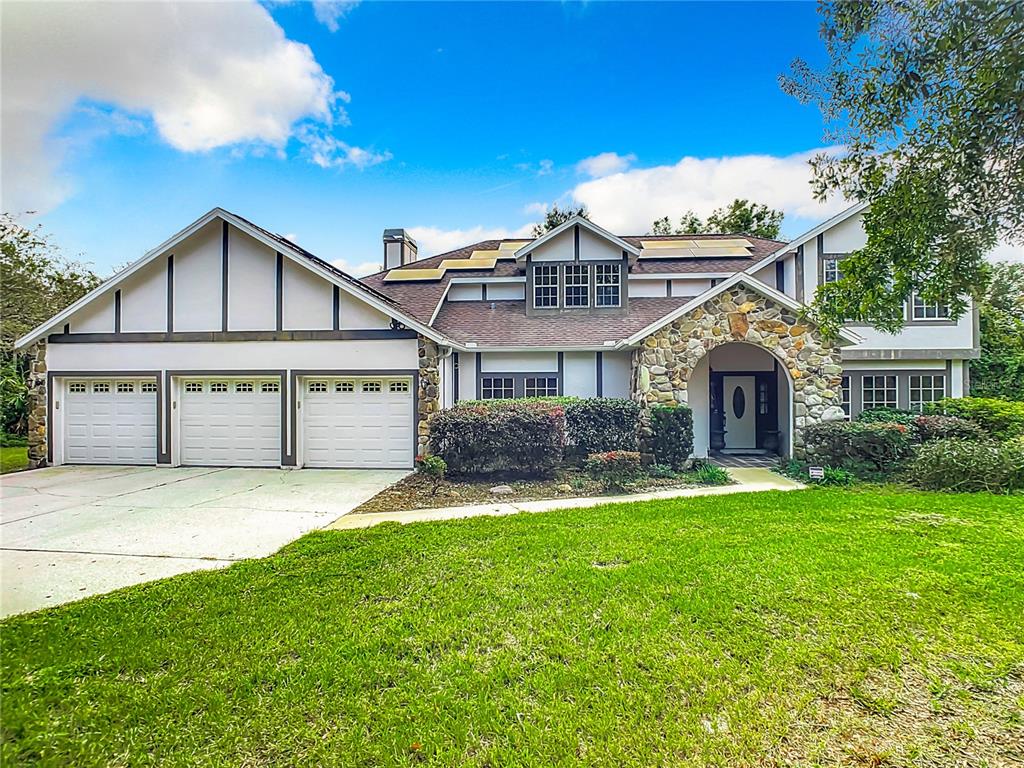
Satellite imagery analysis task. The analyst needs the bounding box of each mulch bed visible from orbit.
[353,465,715,515]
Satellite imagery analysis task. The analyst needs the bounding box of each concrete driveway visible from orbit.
[0,465,406,617]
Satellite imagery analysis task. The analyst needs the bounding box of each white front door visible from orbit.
[301,376,414,469]
[63,378,158,464]
[723,375,756,450]
[178,378,281,467]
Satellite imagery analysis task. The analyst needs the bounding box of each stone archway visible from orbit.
[632,281,846,457]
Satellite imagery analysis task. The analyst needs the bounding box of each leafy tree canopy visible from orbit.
[782,0,1024,337]
[531,203,590,237]
[971,261,1024,400]
[649,199,784,239]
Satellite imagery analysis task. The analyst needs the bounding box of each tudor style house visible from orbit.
[16,203,977,470]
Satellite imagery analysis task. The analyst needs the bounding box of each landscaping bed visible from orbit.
[353,464,726,514]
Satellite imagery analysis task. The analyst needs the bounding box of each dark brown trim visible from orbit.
[775,260,784,291]
[573,225,580,260]
[62,323,69,335]
[453,352,460,402]
[48,329,418,343]
[596,351,603,397]
[47,370,162,465]
[275,252,284,332]
[557,351,564,392]
[166,255,174,333]
[666,279,672,297]
[795,244,805,303]
[332,286,341,331]
[475,352,482,399]
[482,283,488,301]
[114,290,122,334]
[288,369,419,468]
[221,221,229,332]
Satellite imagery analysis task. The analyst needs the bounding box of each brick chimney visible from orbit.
[383,229,418,270]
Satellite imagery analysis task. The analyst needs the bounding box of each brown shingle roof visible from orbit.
[433,297,694,347]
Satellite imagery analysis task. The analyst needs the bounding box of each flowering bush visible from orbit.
[585,450,643,491]
[428,401,565,476]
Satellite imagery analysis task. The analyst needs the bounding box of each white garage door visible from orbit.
[64,378,157,465]
[179,378,281,467]
[302,376,414,469]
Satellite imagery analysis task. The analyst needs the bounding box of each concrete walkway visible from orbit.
[327,467,804,530]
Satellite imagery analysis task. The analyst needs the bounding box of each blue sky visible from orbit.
[4,2,879,276]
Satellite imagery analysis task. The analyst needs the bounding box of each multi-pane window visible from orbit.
[210,382,229,393]
[307,381,328,393]
[389,380,410,393]
[362,381,382,393]
[141,382,158,393]
[184,382,203,393]
[68,382,87,393]
[862,375,897,411]
[235,382,254,393]
[909,374,945,412]
[525,377,558,398]
[563,264,590,307]
[261,381,280,393]
[335,381,354,393]
[822,257,843,284]
[116,382,135,394]
[92,382,110,393]
[911,294,950,320]
[533,265,559,308]
[481,377,514,400]
[595,264,621,307]
[841,376,851,419]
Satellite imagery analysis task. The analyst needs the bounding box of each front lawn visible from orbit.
[2,489,1022,766]
[0,445,29,474]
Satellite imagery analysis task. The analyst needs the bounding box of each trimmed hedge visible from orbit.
[926,397,1024,439]
[907,438,1024,493]
[803,420,913,476]
[585,450,643,491]
[857,407,918,429]
[428,400,565,476]
[649,404,694,469]
[565,398,640,455]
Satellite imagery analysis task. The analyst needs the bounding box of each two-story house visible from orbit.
[16,203,976,469]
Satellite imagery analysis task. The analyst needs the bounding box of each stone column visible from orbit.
[416,336,440,457]
[26,341,48,468]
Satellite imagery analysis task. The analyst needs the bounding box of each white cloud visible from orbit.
[522,202,549,216]
[0,1,369,214]
[331,258,384,277]
[538,159,554,176]
[298,128,392,170]
[570,149,850,234]
[575,151,636,179]
[407,224,536,257]
[312,0,360,32]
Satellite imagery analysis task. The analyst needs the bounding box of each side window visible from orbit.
[841,376,851,419]
[533,265,559,308]
[563,264,590,307]
[822,257,843,284]
[595,264,621,307]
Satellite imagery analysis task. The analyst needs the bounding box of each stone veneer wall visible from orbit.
[26,342,48,468]
[632,283,846,457]
[416,336,440,457]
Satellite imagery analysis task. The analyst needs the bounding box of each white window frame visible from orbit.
[563,264,590,307]
[911,293,950,320]
[481,377,515,400]
[909,374,946,412]
[595,263,621,307]
[533,265,559,309]
[862,375,897,411]
[841,375,851,419]
[524,376,558,398]
[822,257,843,285]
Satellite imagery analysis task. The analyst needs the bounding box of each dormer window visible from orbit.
[564,265,590,307]
[595,264,621,307]
[534,265,559,308]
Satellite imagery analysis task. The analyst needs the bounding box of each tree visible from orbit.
[970,262,1024,400]
[705,199,783,239]
[1,214,101,433]
[648,201,782,238]
[781,0,1024,337]
[531,203,590,237]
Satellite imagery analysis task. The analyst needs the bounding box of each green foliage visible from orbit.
[415,454,447,494]
[646,463,678,479]
[428,401,565,476]
[531,203,589,237]
[649,199,783,238]
[648,404,694,469]
[927,397,1024,439]
[856,407,917,428]
[0,432,28,447]
[0,355,29,435]
[782,1,1024,336]
[776,460,855,486]
[564,398,639,456]
[971,262,1024,400]
[585,451,643,491]
[907,438,1024,494]
[912,414,987,443]
[692,462,731,486]
[804,420,913,476]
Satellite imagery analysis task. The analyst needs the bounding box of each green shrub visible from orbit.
[857,407,918,429]
[906,438,1024,493]
[804,420,913,476]
[649,404,694,469]
[693,463,731,486]
[912,414,986,443]
[810,466,857,486]
[926,397,1024,439]
[565,398,640,455]
[0,432,28,448]
[428,401,565,476]
[647,463,678,479]
[415,454,447,494]
[585,451,643,491]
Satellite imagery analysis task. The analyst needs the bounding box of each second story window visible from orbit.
[822,257,843,284]
[595,264,621,307]
[564,264,589,307]
[534,265,558,308]
[911,293,950,320]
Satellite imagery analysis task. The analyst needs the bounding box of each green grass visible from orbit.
[0,446,29,474]
[2,489,1022,766]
